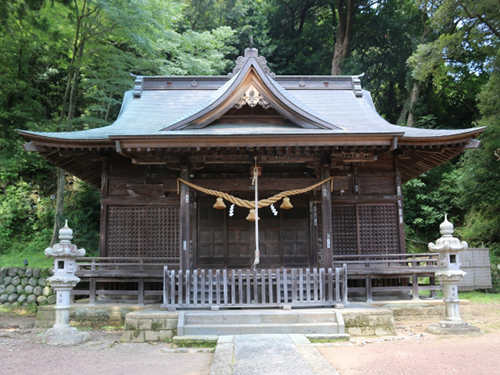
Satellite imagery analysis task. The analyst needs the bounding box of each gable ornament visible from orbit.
[234,87,270,109]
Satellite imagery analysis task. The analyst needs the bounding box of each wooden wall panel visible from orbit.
[332,205,358,255]
[358,204,399,254]
[106,205,180,260]
[358,176,396,195]
[332,203,400,255]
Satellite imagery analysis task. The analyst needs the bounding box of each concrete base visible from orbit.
[426,320,481,335]
[34,331,91,346]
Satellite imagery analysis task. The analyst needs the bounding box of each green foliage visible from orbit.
[403,163,464,252]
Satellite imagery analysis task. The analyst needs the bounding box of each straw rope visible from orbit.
[178,177,332,209]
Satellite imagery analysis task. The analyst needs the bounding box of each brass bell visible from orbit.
[213,197,226,209]
[280,197,293,209]
[246,208,259,221]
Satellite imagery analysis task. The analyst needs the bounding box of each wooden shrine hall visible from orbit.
[18,48,484,307]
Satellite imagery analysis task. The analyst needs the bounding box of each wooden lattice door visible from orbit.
[106,205,180,260]
[331,203,400,255]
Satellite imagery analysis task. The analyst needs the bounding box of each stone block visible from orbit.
[17,294,27,304]
[25,268,33,277]
[33,268,41,278]
[138,319,152,330]
[16,285,24,294]
[25,285,34,294]
[131,331,145,343]
[11,276,21,286]
[37,296,47,305]
[29,277,38,286]
[21,277,28,286]
[47,295,56,304]
[6,285,16,294]
[0,294,9,303]
[0,268,7,277]
[2,302,12,308]
[4,276,12,285]
[42,286,51,296]
[33,286,43,296]
[0,285,5,294]
[8,268,19,277]
[18,268,26,277]
[125,319,139,330]
[159,330,174,341]
[27,294,37,303]
[8,294,19,303]
[120,331,134,342]
[166,319,179,330]
[145,330,160,341]
[38,277,46,287]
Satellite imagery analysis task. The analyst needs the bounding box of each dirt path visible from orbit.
[319,302,500,375]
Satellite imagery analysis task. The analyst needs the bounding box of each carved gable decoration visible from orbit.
[234,84,270,110]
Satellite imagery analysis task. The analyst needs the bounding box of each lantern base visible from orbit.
[34,330,91,346]
[425,320,481,335]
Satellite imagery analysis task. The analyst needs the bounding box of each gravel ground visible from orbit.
[0,314,212,375]
[319,302,500,375]
[2,301,499,375]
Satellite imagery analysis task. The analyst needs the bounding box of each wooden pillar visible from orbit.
[99,158,109,257]
[180,168,190,271]
[394,156,406,253]
[321,167,332,268]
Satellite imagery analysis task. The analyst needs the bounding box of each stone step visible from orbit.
[183,322,342,335]
[184,309,338,325]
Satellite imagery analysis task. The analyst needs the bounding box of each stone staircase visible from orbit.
[178,309,345,336]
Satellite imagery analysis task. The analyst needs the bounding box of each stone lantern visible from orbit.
[34,220,91,345]
[426,215,480,335]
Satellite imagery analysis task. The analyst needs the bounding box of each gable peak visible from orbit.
[228,48,276,79]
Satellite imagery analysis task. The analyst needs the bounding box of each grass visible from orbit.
[459,291,500,304]
[0,303,38,316]
[0,250,52,268]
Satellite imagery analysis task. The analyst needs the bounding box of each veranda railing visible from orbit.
[162,266,348,310]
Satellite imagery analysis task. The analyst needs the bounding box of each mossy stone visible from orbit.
[47,295,56,304]
[33,268,41,278]
[6,285,16,294]
[17,294,27,304]
[8,268,19,277]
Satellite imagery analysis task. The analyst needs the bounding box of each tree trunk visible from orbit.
[51,168,65,245]
[331,0,354,75]
[407,81,421,127]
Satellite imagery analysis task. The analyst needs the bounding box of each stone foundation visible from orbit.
[373,299,473,324]
[120,310,179,343]
[36,304,144,328]
[341,305,396,336]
